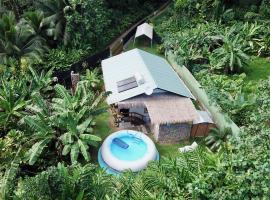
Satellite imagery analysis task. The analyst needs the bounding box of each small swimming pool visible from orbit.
[110,134,147,161]
[98,130,159,174]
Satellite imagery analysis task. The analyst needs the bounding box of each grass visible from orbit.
[244,56,270,82]
[126,37,164,57]
[95,103,113,140]
[156,138,205,158]
[156,143,185,158]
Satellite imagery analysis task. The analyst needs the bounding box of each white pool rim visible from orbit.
[101,130,158,172]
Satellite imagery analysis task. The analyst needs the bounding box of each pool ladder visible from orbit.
[133,133,143,143]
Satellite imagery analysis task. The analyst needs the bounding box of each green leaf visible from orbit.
[78,139,90,162]
[80,134,101,142]
[77,118,92,134]
[70,143,79,165]
[54,84,73,106]
[60,132,73,144]
[23,116,49,134]
[28,138,51,165]
[62,144,71,156]
[75,190,84,200]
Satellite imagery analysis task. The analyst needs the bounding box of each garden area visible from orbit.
[1,0,270,199]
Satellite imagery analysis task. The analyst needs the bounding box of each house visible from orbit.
[101,48,213,143]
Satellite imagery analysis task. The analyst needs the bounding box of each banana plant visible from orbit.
[205,128,232,151]
[210,32,250,73]
[52,83,105,164]
[24,82,106,165]
[22,93,55,165]
[0,78,29,132]
[27,66,54,95]
[81,68,102,91]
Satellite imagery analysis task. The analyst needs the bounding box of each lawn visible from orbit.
[125,36,164,57]
[156,143,185,158]
[95,102,113,140]
[156,138,205,158]
[244,56,270,82]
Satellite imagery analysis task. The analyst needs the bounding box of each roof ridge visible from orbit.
[137,49,158,89]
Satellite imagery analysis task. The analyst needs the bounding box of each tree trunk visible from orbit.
[71,71,80,95]
[7,0,20,21]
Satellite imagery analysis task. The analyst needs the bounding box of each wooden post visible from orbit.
[71,71,80,95]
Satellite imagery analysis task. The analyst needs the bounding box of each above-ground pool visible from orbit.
[98,130,159,174]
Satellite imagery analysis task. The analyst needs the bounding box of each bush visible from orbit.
[41,47,87,71]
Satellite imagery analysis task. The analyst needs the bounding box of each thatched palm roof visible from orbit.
[118,94,198,124]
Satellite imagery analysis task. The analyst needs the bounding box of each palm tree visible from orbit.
[205,127,232,151]
[210,30,250,73]
[0,12,47,66]
[36,0,72,45]
[23,10,46,36]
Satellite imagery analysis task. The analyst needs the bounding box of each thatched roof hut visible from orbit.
[118,94,198,125]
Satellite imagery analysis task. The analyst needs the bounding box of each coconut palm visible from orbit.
[36,0,72,44]
[23,10,46,36]
[0,12,47,65]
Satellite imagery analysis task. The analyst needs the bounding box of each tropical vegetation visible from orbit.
[1,0,270,199]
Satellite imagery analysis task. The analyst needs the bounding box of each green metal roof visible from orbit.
[101,48,195,104]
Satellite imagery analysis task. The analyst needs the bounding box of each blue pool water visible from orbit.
[110,135,147,161]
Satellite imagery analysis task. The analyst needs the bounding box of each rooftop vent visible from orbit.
[134,72,145,85]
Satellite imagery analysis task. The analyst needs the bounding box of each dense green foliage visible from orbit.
[151,1,270,199]
[0,0,163,71]
[1,0,270,200]
[11,147,221,199]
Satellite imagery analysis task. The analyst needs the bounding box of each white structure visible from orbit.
[193,110,214,124]
[134,23,153,46]
[178,142,198,153]
[101,48,195,105]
